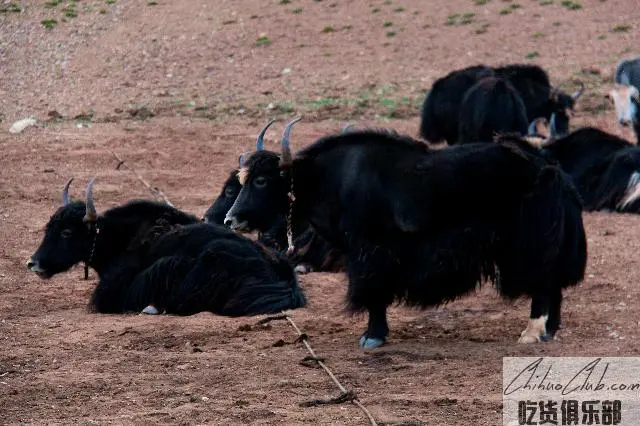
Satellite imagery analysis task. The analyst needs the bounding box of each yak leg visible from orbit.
[545,287,563,339]
[519,290,557,344]
[359,305,389,349]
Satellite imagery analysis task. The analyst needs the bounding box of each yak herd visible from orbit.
[28,57,640,349]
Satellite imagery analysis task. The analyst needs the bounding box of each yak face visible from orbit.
[607,85,640,127]
[203,170,242,225]
[224,151,288,233]
[27,201,92,279]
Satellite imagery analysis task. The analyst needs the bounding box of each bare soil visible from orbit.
[1,1,640,424]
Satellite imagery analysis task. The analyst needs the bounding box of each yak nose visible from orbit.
[26,259,35,269]
[26,258,43,273]
[223,217,234,227]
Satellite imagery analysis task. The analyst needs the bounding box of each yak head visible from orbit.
[548,81,584,136]
[224,118,301,233]
[27,178,98,279]
[607,84,640,127]
[203,169,242,225]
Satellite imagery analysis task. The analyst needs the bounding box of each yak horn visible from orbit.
[528,117,548,136]
[341,123,355,133]
[280,116,302,167]
[571,81,585,100]
[84,177,98,223]
[256,119,277,151]
[548,113,558,140]
[62,177,73,206]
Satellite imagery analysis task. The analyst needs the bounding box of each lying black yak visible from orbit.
[27,178,306,316]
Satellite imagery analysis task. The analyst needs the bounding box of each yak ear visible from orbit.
[238,152,251,167]
[279,116,302,168]
[83,177,98,225]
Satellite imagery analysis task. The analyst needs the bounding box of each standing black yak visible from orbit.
[419,63,584,144]
[27,178,306,316]
[456,76,529,144]
[204,120,346,273]
[225,118,587,348]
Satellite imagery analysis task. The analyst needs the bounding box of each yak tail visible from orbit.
[618,171,640,212]
[499,166,587,297]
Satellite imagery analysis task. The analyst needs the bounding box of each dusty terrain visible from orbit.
[1,0,640,424]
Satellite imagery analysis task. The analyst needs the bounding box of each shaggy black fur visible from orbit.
[29,199,306,316]
[230,129,587,347]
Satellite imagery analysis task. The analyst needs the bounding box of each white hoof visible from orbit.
[294,264,311,274]
[142,305,159,315]
[518,315,548,344]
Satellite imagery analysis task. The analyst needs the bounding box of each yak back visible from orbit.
[293,130,556,242]
[542,127,632,177]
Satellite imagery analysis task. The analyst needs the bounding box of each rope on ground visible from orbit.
[109,150,174,207]
[111,152,377,425]
[260,311,378,426]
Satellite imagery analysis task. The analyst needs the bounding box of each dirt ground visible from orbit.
[1,0,640,424]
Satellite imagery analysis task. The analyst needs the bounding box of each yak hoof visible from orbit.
[518,316,548,344]
[142,305,159,315]
[294,264,311,274]
[359,335,385,349]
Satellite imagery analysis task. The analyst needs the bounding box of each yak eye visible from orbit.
[60,229,73,239]
[224,186,238,198]
[253,176,267,188]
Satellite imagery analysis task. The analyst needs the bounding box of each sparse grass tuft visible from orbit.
[322,24,334,33]
[45,0,62,8]
[532,31,545,38]
[41,18,57,28]
[256,34,271,46]
[372,7,380,13]
[105,0,115,4]
[384,20,393,27]
[63,5,77,17]
[597,34,606,40]
[552,21,562,26]
[475,23,490,34]
[1,2,22,12]
[394,7,405,12]
[510,3,521,9]
[292,7,302,13]
[611,24,631,33]
[525,51,539,59]
[499,7,511,14]
[222,19,237,25]
[475,0,490,5]
[445,13,459,25]
[147,1,157,5]
[99,7,106,13]
[460,12,475,24]
[560,0,581,9]
[539,0,552,4]
[386,31,396,37]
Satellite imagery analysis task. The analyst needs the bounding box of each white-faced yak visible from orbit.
[225,118,587,349]
[27,178,306,316]
[420,63,584,144]
[205,120,346,274]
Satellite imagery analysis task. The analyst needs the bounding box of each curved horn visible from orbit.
[62,177,73,206]
[571,81,585,100]
[341,123,355,133]
[84,177,98,223]
[528,117,548,136]
[548,113,558,140]
[280,116,302,166]
[256,119,277,151]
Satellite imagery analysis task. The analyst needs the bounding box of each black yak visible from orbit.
[204,120,346,274]
[419,63,584,144]
[456,76,529,143]
[27,178,306,316]
[532,125,640,213]
[226,118,587,348]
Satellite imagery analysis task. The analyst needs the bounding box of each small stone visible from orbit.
[9,117,37,134]
[281,67,292,75]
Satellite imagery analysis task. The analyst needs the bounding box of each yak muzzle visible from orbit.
[223,214,248,232]
[27,258,48,277]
